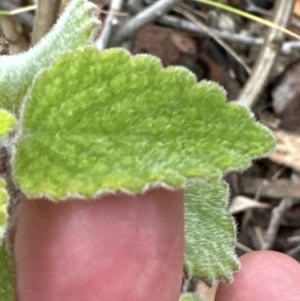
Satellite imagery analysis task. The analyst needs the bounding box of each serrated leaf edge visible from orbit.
[0,0,101,111]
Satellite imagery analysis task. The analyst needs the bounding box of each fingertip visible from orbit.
[215,250,300,301]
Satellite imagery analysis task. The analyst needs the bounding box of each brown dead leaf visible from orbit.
[170,32,198,54]
[133,25,198,66]
[269,129,300,170]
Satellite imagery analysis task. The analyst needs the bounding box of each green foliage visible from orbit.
[179,293,206,301]
[11,45,274,282]
[0,243,14,301]
[0,110,16,138]
[0,0,275,289]
[14,47,274,200]
[184,179,238,284]
[0,178,9,242]
[0,0,100,111]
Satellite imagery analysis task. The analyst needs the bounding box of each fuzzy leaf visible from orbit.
[0,110,16,138]
[184,179,239,285]
[0,179,13,301]
[0,0,100,111]
[0,178,8,242]
[14,47,274,200]
[179,293,206,301]
[0,243,14,301]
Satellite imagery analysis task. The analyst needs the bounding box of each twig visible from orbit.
[120,0,144,51]
[31,0,62,46]
[0,28,9,55]
[158,15,264,46]
[240,176,300,199]
[245,0,271,16]
[96,0,124,50]
[261,198,300,250]
[288,235,300,244]
[0,143,22,254]
[0,1,34,26]
[159,15,300,54]
[109,0,181,46]
[0,145,21,214]
[282,40,300,54]
[250,225,265,249]
[288,245,300,257]
[182,274,197,293]
[175,6,251,75]
[236,0,296,109]
[235,241,253,253]
[0,4,37,16]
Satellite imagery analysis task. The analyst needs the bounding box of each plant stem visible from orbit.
[0,28,9,55]
[96,0,124,50]
[109,0,181,46]
[262,198,300,250]
[31,0,62,46]
[237,0,296,109]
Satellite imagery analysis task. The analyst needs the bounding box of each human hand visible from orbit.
[215,250,300,301]
[13,189,184,301]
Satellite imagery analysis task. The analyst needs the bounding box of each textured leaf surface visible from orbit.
[0,179,13,301]
[0,110,16,138]
[184,179,239,285]
[0,243,14,301]
[179,293,206,301]
[0,178,8,242]
[0,0,100,111]
[14,47,274,200]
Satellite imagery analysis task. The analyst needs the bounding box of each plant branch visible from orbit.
[96,0,124,50]
[158,15,264,45]
[109,0,181,46]
[31,0,62,46]
[245,0,271,16]
[0,142,22,256]
[175,6,251,75]
[262,198,300,250]
[0,4,37,16]
[236,0,296,109]
[120,0,144,50]
[0,28,9,55]
[0,1,34,26]
[282,40,300,54]
[159,15,300,55]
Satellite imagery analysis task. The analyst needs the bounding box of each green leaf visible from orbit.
[0,178,9,242]
[0,243,14,301]
[0,179,13,301]
[0,110,16,138]
[0,0,100,111]
[184,179,239,285]
[14,47,274,200]
[179,293,206,301]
